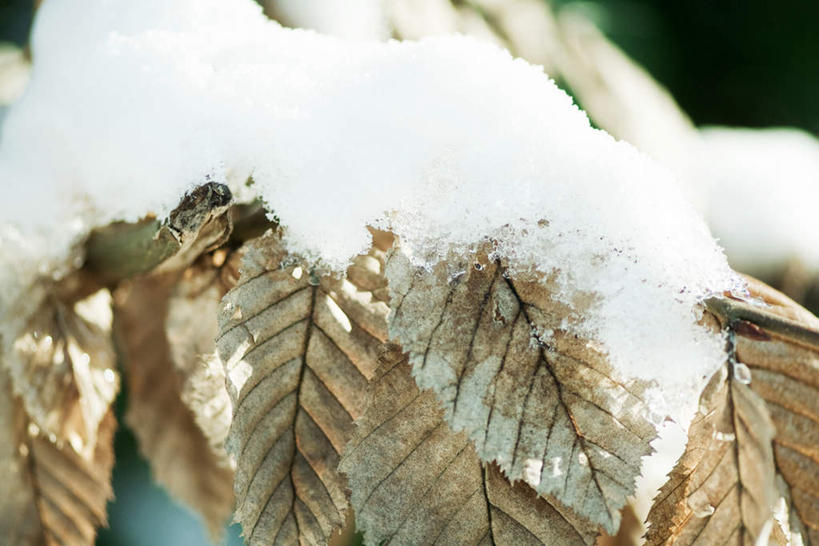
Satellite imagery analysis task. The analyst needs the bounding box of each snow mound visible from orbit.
[0,0,742,422]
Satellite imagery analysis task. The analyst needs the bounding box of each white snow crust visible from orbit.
[0,0,742,422]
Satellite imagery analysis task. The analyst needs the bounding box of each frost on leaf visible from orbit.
[339,345,599,545]
[167,253,242,465]
[1,367,115,546]
[726,278,819,544]
[114,275,234,540]
[3,289,119,457]
[216,231,389,545]
[644,342,780,546]
[386,248,657,533]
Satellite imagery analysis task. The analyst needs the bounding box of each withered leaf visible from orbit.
[3,289,119,457]
[644,356,779,545]
[1,366,115,546]
[339,345,599,545]
[114,275,235,541]
[727,278,819,543]
[216,231,389,545]
[772,475,811,546]
[167,255,241,465]
[386,249,656,533]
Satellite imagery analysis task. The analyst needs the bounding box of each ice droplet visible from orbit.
[291,266,303,280]
[18,443,29,457]
[687,497,715,518]
[733,362,752,384]
[103,368,116,383]
[27,423,40,436]
[693,504,715,518]
[578,452,589,466]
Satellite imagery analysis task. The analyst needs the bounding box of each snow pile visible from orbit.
[686,127,819,275]
[0,0,741,421]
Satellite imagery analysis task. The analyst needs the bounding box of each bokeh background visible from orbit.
[1,0,817,544]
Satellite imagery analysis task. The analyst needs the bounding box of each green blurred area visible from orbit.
[553,0,819,133]
[0,1,815,544]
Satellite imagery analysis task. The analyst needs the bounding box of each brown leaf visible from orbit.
[0,366,116,546]
[167,255,241,466]
[772,475,812,546]
[216,231,389,545]
[340,345,600,545]
[386,248,657,533]
[644,358,779,545]
[728,279,819,543]
[114,275,234,541]
[3,289,119,457]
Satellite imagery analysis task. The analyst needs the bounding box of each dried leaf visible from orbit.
[386,249,657,533]
[340,345,599,545]
[3,289,119,456]
[216,231,389,545]
[114,276,234,541]
[644,358,779,545]
[167,256,241,465]
[772,475,812,546]
[1,367,115,546]
[0,368,42,544]
[727,280,819,543]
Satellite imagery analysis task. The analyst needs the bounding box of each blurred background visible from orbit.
[1,0,817,544]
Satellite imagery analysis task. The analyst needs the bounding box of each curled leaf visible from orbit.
[387,249,656,533]
[3,289,118,456]
[727,279,819,543]
[645,355,779,545]
[216,231,388,545]
[167,255,241,464]
[114,275,234,541]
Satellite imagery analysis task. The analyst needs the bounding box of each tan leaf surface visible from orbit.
[340,345,599,545]
[167,254,241,465]
[772,475,812,546]
[0,367,116,546]
[4,289,119,456]
[386,249,657,533]
[216,231,389,545]
[114,275,235,540]
[727,279,819,543]
[0,368,42,544]
[644,355,779,546]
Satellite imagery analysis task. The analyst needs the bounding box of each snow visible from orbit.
[685,127,819,275]
[0,0,742,422]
